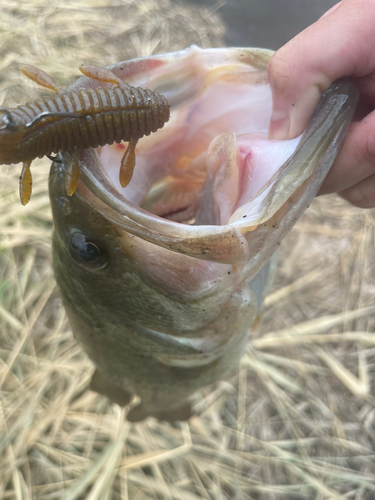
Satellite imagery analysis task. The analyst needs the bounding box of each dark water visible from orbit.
[186,0,337,50]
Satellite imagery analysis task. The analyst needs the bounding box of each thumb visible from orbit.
[267,0,373,139]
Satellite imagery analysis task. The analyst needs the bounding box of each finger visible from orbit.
[320,1,342,19]
[267,0,375,139]
[318,111,375,195]
[353,73,375,106]
[339,173,375,208]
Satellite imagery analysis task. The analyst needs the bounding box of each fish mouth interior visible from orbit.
[72,49,356,246]
[94,62,300,228]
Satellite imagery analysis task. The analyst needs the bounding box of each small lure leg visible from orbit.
[19,64,62,93]
[79,64,131,90]
[119,137,138,188]
[65,150,80,197]
[19,160,32,205]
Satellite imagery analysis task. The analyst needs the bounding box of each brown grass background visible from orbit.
[0,1,374,498]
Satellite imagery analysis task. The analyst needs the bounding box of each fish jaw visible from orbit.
[50,47,358,420]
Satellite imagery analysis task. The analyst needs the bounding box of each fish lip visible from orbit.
[68,45,274,93]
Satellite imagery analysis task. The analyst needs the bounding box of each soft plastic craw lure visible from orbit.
[0,64,170,204]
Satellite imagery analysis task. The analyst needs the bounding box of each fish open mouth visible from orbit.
[70,46,357,266]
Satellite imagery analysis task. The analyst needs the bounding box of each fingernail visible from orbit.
[268,113,290,140]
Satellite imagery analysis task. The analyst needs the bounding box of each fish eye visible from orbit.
[69,232,108,269]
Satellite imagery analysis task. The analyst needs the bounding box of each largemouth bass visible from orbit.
[49,46,358,422]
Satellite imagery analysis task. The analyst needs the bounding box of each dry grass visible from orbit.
[1,1,375,499]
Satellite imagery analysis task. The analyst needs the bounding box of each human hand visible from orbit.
[267,0,375,208]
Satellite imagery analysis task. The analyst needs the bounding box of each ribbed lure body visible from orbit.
[12,86,169,161]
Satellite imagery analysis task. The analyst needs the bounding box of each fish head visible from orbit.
[49,46,358,421]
